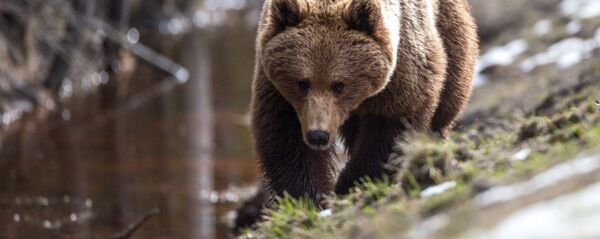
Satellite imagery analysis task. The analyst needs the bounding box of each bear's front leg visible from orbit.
[335,115,406,195]
[252,81,335,203]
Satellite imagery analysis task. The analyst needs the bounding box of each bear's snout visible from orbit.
[306,130,330,148]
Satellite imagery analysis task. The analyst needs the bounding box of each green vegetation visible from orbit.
[241,82,600,238]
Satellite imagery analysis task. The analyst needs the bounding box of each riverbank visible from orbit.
[240,1,600,236]
[241,63,600,239]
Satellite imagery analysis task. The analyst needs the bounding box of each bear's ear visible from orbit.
[268,0,307,32]
[343,0,383,35]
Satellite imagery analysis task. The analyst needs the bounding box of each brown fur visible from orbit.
[250,0,478,202]
[431,0,479,137]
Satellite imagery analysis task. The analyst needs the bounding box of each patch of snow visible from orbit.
[520,33,600,72]
[475,39,529,86]
[476,1,600,85]
[560,0,600,19]
[319,209,333,217]
[565,20,582,35]
[486,182,600,239]
[511,148,532,161]
[420,181,457,198]
[533,19,553,36]
[475,154,600,207]
[478,39,529,70]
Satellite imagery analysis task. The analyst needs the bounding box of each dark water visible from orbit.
[0,0,262,237]
[0,81,259,238]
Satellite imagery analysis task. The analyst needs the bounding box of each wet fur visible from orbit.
[250,0,478,203]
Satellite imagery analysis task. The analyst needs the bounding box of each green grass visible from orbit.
[241,84,600,239]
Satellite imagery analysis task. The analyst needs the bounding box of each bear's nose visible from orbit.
[307,130,330,147]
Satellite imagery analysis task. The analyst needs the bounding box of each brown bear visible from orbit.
[251,0,478,203]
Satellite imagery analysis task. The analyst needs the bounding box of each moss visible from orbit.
[389,134,470,192]
[586,101,597,114]
[517,116,551,142]
[457,161,479,181]
[585,125,600,145]
[338,177,399,208]
[243,197,320,239]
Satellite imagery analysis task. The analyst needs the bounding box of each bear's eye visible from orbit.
[297,80,310,93]
[331,82,345,94]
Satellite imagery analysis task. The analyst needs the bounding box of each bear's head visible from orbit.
[260,0,399,150]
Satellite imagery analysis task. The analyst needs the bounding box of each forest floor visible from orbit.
[240,8,600,239]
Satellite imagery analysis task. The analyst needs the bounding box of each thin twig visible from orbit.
[109,207,160,239]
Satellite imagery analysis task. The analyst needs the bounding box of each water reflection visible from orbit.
[0,78,258,238]
[184,29,216,239]
[0,0,261,238]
